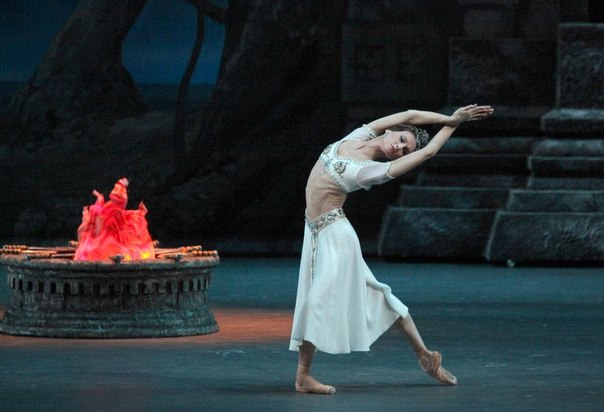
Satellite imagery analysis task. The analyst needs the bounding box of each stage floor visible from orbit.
[1,258,603,411]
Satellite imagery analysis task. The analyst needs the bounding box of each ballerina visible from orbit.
[289,104,494,394]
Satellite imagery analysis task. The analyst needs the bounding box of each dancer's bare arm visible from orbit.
[386,105,494,178]
[387,126,457,178]
[366,105,493,136]
[367,111,451,135]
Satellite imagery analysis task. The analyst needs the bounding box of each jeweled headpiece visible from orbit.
[410,125,430,150]
[395,125,430,151]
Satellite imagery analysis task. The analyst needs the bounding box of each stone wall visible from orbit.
[342,0,460,129]
[542,23,604,133]
[448,0,589,134]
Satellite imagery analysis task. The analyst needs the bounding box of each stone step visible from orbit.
[528,177,604,190]
[425,154,528,174]
[397,186,509,209]
[541,109,604,134]
[529,156,604,177]
[418,173,527,188]
[532,138,604,157]
[507,189,604,212]
[378,206,496,259]
[442,137,536,154]
[485,211,604,263]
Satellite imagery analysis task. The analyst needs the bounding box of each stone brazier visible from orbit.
[0,248,219,338]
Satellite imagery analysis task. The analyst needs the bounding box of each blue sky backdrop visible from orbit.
[0,0,226,84]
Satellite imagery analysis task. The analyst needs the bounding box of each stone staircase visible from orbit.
[347,13,604,264]
[378,137,604,264]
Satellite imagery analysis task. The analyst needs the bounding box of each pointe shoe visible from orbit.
[295,369,336,395]
[418,349,458,386]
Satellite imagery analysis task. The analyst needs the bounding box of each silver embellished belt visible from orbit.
[305,208,345,285]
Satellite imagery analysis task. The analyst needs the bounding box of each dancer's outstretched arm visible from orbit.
[366,105,493,136]
[386,104,494,178]
[387,125,457,178]
[367,110,452,134]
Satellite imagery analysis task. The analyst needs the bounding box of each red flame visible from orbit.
[74,178,155,261]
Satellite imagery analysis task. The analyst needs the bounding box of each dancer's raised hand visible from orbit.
[449,104,494,126]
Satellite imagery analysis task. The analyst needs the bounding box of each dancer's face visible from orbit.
[383,129,417,159]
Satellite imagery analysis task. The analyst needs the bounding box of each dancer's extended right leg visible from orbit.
[396,314,458,386]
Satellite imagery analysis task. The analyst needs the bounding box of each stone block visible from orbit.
[518,0,563,38]
[448,39,555,106]
[460,0,590,40]
[342,24,448,106]
[348,0,418,21]
[558,0,589,22]
[418,173,527,188]
[485,211,604,262]
[507,189,604,212]
[529,156,604,177]
[541,109,604,134]
[347,0,456,22]
[425,154,528,174]
[528,177,604,190]
[442,136,535,154]
[532,138,604,157]
[458,0,520,38]
[557,24,604,108]
[378,206,496,259]
[542,24,604,133]
[398,186,509,209]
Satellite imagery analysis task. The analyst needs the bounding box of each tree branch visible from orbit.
[174,1,206,175]
[186,0,227,22]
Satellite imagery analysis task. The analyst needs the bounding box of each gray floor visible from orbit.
[1,257,603,411]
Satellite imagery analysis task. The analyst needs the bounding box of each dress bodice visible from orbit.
[319,125,394,194]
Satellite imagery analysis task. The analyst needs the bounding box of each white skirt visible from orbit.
[289,208,409,354]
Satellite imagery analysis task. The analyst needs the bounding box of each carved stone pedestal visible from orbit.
[542,23,604,134]
[0,253,219,338]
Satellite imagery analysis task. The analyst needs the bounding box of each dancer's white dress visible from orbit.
[289,126,409,355]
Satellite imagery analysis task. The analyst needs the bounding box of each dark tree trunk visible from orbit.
[154,0,347,240]
[6,0,148,141]
[217,0,259,77]
[192,0,346,164]
[173,1,206,176]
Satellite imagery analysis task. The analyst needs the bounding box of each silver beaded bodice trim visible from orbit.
[319,143,347,193]
[319,140,373,194]
[305,208,345,285]
[362,124,377,139]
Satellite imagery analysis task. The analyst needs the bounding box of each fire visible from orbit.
[74,178,155,261]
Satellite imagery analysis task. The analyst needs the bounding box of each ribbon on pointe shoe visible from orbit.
[418,349,458,386]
